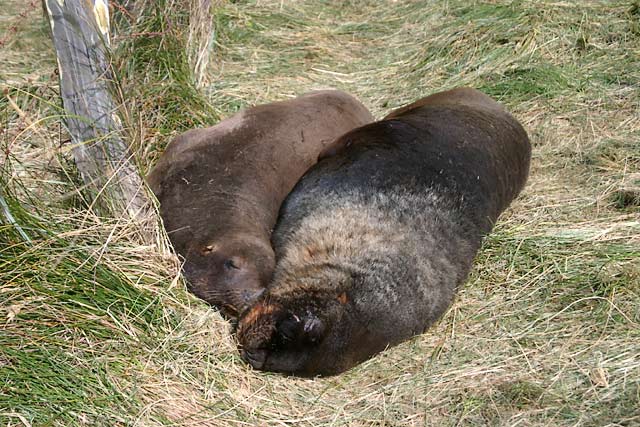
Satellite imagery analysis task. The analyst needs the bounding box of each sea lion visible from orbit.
[147,90,374,318]
[236,87,531,375]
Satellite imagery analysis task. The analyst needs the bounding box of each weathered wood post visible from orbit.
[44,0,156,240]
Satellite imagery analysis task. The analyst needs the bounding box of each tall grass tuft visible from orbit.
[114,0,221,174]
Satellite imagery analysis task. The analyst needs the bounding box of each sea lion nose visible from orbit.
[242,349,267,369]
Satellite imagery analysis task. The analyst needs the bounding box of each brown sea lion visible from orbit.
[236,87,531,375]
[147,90,374,318]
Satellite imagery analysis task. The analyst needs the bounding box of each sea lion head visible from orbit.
[235,287,380,376]
[184,234,275,318]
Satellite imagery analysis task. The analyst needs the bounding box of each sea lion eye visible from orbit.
[224,259,240,270]
[201,244,217,255]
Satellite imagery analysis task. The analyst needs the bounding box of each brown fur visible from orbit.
[147,90,374,318]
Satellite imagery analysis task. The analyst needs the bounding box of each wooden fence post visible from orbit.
[44,0,156,240]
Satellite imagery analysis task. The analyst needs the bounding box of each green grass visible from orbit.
[0,180,177,425]
[112,0,221,174]
[2,0,639,426]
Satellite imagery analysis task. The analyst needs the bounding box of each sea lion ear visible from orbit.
[223,256,244,271]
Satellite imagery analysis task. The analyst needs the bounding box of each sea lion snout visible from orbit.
[236,297,345,375]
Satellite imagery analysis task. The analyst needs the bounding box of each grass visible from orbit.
[1,0,639,426]
[0,177,176,424]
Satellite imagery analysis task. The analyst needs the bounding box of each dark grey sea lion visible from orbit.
[236,87,531,375]
[147,91,374,318]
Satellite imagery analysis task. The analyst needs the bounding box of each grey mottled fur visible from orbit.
[272,188,477,339]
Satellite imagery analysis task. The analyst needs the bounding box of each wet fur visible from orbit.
[236,87,531,375]
[147,90,374,318]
